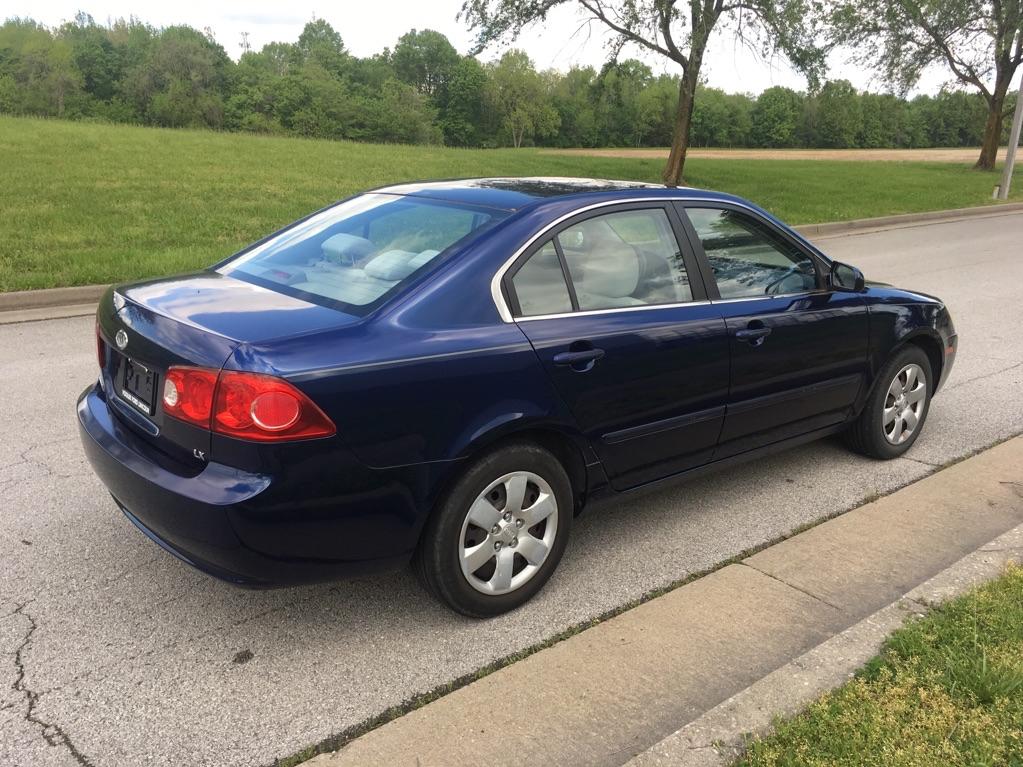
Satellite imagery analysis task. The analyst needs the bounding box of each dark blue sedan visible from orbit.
[79,178,957,616]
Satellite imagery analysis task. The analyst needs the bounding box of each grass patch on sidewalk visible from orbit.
[2,115,1022,291]
[736,564,1023,767]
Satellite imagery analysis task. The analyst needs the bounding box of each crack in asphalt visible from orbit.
[944,360,1023,393]
[11,602,97,767]
[0,437,90,492]
[900,455,941,468]
[20,581,350,700]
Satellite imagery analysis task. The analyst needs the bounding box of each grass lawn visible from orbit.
[1,115,1021,291]
[736,564,1023,767]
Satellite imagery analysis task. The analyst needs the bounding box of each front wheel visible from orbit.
[414,443,573,617]
[845,346,932,459]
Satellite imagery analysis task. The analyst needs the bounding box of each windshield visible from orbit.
[220,194,506,314]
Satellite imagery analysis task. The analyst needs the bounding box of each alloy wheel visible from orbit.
[882,363,927,445]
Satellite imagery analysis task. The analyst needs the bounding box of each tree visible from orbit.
[548,65,600,146]
[828,0,1023,169]
[750,86,802,146]
[123,25,230,128]
[441,56,488,145]
[460,0,825,184]
[485,49,559,147]
[392,29,460,96]
[295,19,349,77]
[816,79,862,147]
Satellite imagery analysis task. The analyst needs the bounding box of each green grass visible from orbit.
[1,115,1021,291]
[736,564,1023,767]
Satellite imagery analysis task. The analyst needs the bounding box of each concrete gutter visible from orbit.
[305,435,1023,767]
[3,201,1023,324]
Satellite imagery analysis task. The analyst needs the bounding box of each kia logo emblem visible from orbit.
[115,329,129,350]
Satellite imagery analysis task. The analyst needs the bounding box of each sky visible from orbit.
[4,0,974,96]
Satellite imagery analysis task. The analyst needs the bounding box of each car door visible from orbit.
[677,203,870,458]
[503,203,730,490]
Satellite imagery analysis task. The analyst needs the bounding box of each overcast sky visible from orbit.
[4,0,984,96]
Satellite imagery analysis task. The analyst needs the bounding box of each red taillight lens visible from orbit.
[212,371,335,441]
[161,366,335,442]
[96,323,106,370]
[163,366,218,428]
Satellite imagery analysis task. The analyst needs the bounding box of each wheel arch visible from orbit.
[895,330,944,393]
[423,422,594,538]
[461,426,591,515]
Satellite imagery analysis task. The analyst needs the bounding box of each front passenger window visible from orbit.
[686,208,818,299]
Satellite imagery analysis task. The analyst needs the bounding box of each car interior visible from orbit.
[227,198,500,308]
[511,209,694,316]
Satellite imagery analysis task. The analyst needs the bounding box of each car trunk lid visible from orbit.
[96,272,359,469]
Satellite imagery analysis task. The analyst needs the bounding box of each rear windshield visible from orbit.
[219,194,506,314]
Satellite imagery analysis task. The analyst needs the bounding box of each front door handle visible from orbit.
[735,325,772,346]
[553,348,605,371]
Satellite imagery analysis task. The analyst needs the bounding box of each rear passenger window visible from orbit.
[510,241,573,317]
[557,209,692,311]
[686,208,818,298]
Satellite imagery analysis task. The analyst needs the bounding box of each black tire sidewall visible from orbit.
[418,443,573,618]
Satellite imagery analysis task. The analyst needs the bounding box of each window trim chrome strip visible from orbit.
[490,196,827,323]
[516,300,713,322]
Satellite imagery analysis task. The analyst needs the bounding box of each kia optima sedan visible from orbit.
[79,178,957,616]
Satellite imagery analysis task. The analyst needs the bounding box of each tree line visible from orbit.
[0,13,1014,153]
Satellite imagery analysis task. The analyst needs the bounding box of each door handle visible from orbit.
[553,348,605,370]
[735,326,772,346]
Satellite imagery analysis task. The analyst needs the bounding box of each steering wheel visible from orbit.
[764,265,810,296]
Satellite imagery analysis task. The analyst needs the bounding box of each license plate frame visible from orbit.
[119,356,157,416]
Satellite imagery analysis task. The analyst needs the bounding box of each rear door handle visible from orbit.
[553,348,605,369]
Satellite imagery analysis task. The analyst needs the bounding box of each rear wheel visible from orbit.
[415,443,572,617]
[845,346,932,460]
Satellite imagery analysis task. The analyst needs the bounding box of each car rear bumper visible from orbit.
[78,384,442,586]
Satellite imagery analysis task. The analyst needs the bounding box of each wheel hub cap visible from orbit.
[458,471,558,596]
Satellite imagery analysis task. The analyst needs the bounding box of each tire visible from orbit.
[414,443,573,618]
[845,345,932,460]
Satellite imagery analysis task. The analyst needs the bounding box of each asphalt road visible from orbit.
[2,212,1022,767]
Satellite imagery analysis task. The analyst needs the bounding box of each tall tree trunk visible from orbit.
[663,71,697,187]
[976,74,1011,170]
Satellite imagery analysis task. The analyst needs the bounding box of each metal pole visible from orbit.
[998,75,1023,200]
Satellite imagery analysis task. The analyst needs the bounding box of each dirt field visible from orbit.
[542,147,984,163]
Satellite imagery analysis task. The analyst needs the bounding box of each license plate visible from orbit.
[120,357,156,416]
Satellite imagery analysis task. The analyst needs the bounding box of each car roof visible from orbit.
[374,177,737,212]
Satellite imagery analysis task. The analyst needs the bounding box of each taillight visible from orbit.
[96,323,106,370]
[163,367,219,428]
[162,366,335,442]
[213,371,335,441]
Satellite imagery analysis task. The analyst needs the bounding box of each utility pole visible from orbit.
[997,75,1023,200]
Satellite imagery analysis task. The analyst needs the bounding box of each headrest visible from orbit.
[321,233,376,264]
[364,249,440,281]
[574,224,639,299]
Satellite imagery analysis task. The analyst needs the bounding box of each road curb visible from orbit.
[626,522,1023,767]
[3,201,1023,320]
[0,284,106,312]
[792,201,1023,237]
[305,436,1023,767]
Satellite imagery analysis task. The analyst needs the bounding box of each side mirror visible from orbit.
[830,261,865,292]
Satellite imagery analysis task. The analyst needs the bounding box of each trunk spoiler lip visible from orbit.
[111,273,366,346]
